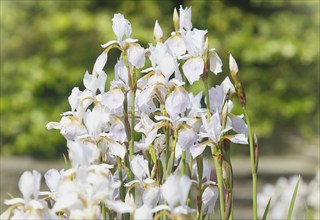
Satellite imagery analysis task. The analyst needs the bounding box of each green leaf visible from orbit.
[149,144,157,164]
[287,175,300,220]
[166,152,174,177]
[63,153,69,169]
[305,204,314,220]
[262,197,272,220]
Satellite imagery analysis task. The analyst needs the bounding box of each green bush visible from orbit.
[1,1,318,158]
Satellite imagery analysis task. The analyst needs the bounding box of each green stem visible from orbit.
[101,202,106,220]
[171,129,178,171]
[243,107,257,220]
[123,91,131,142]
[222,141,234,220]
[117,157,125,202]
[196,155,203,220]
[161,104,170,180]
[129,88,135,161]
[129,65,137,162]
[181,150,186,175]
[212,146,225,220]
[165,129,178,179]
[117,157,128,219]
[165,131,170,172]
[203,76,211,117]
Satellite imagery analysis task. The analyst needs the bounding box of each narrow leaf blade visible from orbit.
[287,175,300,220]
[262,197,272,220]
[305,204,314,220]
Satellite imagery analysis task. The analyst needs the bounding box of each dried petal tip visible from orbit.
[229,53,238,74]
[154,20,163,43]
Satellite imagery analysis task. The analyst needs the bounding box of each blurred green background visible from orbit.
[1,0,319,159]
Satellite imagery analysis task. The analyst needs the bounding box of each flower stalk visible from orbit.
[243,106,258,220]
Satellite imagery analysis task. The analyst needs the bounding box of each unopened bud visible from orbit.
[229,53,246,106]
[221,89,230,129]
[222,160,233,192]
[224,192,232,220]
[154,20,163,43]
[229,53,238,74]
[173,8,179,32]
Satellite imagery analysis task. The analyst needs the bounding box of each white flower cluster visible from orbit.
[258,170,320,219]
[1,6,249,219]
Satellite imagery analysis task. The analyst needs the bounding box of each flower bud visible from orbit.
[229,53,238,74]
[229,53,246,106]
[221,89,230,129]
[154,20,163,43]
[173,8,179,32]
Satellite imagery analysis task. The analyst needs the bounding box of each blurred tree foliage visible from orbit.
[1,0,319,158]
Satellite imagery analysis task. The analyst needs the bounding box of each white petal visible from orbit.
[179,175,192,205]
[18,170,41,201]
[161,175,180,208]
[136,86,155,109]
[108,140,127,159]
[101,40,119,48]
[182,57,204,85]
[131,154,149,181]
[229,115,248,137]
[182,29,207,56]
[165,36,186,57]
[68,87,81,112]
[83,70,106,94]
[46,122,61,130]
[112,13,132,41]
[221,76,236,94]
[135,205,153,220]
[159,53,175,79]
[179,6,192,31]
[227,134,248,144]
[145,128,158,146]
[4,198,24,205]
[143,187,160,207]
[96,71,107,93]
[173,206,189,215]
[177,128,197,151]
[68,140,99,166]
[165,87,190,118]
[202,186,218,214]
[83,107,109,135]
[127,46,145,69]
[110,120,127,143]
[44,169,61,193]
[151,204,171,213]
[101,89,124,111]
[190,144,206,159]
[105,200,133,213]
[52,193,79,212]
[229,53,238,73]
[29,199,44,210]
[209,50,223,75]
[93,51,108,74]
[208,85,225,112]
[203,159,212,182]
[124,180,140,187]
[115,59,129,85]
